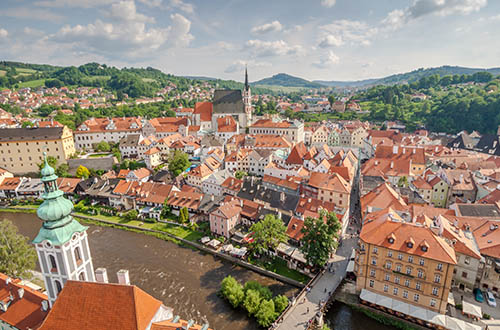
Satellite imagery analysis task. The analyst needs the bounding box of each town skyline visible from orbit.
[1,0,500,81]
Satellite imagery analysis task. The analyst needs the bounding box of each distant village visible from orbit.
[3,70,500,330]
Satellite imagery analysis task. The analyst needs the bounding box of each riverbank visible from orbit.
[3,206,309,286]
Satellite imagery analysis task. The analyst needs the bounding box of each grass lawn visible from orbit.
[88,153,111,158]
[16,68,37,74]
[141,78,157,83]
[249,256,310,283]
[19,79,46,88]
[11,204,39,209]
[153,222,205,242]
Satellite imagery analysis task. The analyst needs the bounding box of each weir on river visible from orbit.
[5,211,394,330]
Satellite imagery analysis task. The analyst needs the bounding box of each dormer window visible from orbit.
[387,233,396,244]
[406,237,415,249]
[420,240,429,252]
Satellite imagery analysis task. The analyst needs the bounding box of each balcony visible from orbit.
[393,270,414,278]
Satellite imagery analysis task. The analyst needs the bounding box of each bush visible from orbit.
[255,299,276,327]
[273,295,289,314]
[144,218,156,224]
[123,209,138,221]
[243,289,262,316]
[220,276,244,308]
[244,281,272,301]
[483,313,491,319]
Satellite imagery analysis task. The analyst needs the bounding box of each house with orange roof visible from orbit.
[215,115,239,142]
[0,177,22,199]
[411,176,432,202]
[125,168,152,183]
[186,164,213,188]
[249,118,304,143]
[38,280,181,330]
[339,124,368,148]
[192,101,213,130]
[307,124,329,146]
[142,117,189,139]
[360,182,408,217]
[355,209,457,314]
[166,190,204,217]
[144,147,162,170]
[304,172,351,208]
[472,221,500,293]
[220,177,243,196]
[209,199,242,238]
[0,273,50,330]
[74,117,142,150]
[439,169,477,206]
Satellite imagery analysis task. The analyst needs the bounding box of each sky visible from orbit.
[1,0,500,82]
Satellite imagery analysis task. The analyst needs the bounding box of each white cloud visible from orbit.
[169,13,194,47]
[382,0,488,30]
[318,34,343,48]
[0,28,8,39]
[224,60,271,74]
[109,1,155,23]
[251,20,282,35]
[0,7,64,22]
[34,0,115,8]
[321,0,336,8]
[245,39,303,57]
[23,27,45,37]
[312,51,340,68]
[319,20,377,46]
[169,0,194,14]
[138,0,163,7]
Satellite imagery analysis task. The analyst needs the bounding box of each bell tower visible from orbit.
[243,66,253,126]
[33,153,95,307]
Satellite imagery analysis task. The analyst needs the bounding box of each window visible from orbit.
[414,294,420,302]
[369,280,374,288]
[395,276,400,284]
[373,247,378,254]
[416,282,421,290]
[462,272,468,278]
[74,247,82,265]
[370,269,376,277]
[360,243,365,251]
[432,287,439,296]
[406,266,412,275]
[393,287,398,295]
[384,284,389,292]
[437,263,443,271]
[398,253,403,260]
[49,255,58,273]
[385,273,391,281]
[403,290,408,299]
[387,251,393,257]
[419,258,425,266]
[396,264,402,272]
[404,279,410,287]
[78,272,86,281]
[55,280,62,294]
[385,261,392,269]
[371,257,377,266]
[434,274,441,283]
[464,257,470,265]
[430,299,436,307]
[417,269,424,278]
[408,256,413,263]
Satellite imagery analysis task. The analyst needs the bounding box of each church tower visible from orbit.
[243,66,253,126]
[33,153,95,307]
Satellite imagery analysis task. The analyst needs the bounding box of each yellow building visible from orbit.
[355,209,456,314]
[0,126,75,174]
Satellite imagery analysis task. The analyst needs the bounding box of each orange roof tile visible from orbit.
[194,102,213,122]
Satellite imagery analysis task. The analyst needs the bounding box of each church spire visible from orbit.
[245,65,249,90]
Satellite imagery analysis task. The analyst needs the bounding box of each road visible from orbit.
[274,174,362,330]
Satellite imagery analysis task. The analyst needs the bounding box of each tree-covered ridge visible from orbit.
[252,73,324,88]
[357,71,500,134]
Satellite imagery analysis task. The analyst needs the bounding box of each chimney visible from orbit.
[402,148,406,154]
[308,197,312,203]
[392,145,399,154]
[95,268,109,283]
[390,161,394,169]
[240,199,243,207]
[41,300,49,312]
[278,211,282,219]
[210,195,214,201]
[413,148,416,154]
[17,288,24,299]
[117,269,130,285]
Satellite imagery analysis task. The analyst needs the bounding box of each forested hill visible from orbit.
[314,65,500,87]
[252,73,324,88]
[0,61,275,96]
[355,71,500,134]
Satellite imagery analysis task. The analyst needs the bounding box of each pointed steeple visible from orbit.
[244,65,249,91]
[34,152,87,245]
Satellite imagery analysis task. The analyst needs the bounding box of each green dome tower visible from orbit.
[34,153,95,307]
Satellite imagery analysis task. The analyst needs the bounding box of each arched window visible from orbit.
[55,280,62,294]
[78,272,86,281]
[74,247,82,265]
[49,255,57,273]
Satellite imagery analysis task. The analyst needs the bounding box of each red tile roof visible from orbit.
[217,115,237,133]
[39,281,162,330]
[194,102,213,122]
[0,273,49,330]
[286,217,304,241]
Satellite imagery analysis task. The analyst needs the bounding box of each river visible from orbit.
[5,211,394,330]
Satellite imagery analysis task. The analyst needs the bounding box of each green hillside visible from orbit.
[252,73,324,88]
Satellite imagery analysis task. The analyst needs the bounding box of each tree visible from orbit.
[273,295,289,314]
[56,163,69,177]
[0,220,37,278]
[123,209,138,221]
[220,276,244,308]
[249,214,287,255]
[38,155,57,172]
[244,280,272,300]
[243,289,262,316]
[235,171,248,180]
[160,198,171,219]
[255,299,276,327]
[328,95,336,107]
[398,176,408,188]
[76,165,90,179]
[300,210,341,267]
[94,141,111,152]
[179,207,189,223]
[167,150,191,177]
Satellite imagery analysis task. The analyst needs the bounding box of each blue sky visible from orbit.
[0,0,499,82]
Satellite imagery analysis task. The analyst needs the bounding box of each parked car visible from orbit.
[473,288,484,303]
[486,291,497,307]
